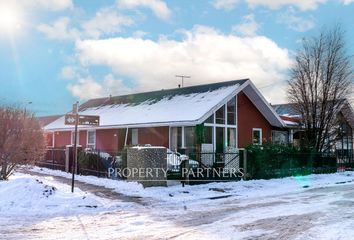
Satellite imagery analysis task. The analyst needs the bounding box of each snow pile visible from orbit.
[0,173,117,217]
[30,166,354,204]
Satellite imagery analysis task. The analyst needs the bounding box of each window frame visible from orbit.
[71,130,80,146]
[252,128,262,145]
[86,130,96,149]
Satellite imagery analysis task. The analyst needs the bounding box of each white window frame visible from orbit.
[71,131,79,145]
[252,128,262,145]
[86,130,96,149]
[204,98,238,151]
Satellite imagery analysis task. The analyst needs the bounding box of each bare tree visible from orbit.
[0,106,46,180]
[288,26,353,152]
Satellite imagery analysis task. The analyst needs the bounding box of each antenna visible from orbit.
[175,75,191,88]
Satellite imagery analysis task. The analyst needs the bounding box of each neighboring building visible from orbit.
[42,79,285,154]
[272,100,354,153]
[38,115,62,148]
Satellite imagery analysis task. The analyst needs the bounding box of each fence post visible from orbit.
[243,149,247,180]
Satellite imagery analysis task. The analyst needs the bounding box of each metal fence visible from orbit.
[37,148,66,171]
[37,147,354,182]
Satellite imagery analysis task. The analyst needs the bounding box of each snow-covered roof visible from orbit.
[45,79,249,130]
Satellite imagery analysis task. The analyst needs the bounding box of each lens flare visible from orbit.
[0,4,22,34]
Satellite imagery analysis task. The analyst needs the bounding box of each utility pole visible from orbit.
[175,75,191,88]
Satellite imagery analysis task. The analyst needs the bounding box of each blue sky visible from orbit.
[0,0,353,116]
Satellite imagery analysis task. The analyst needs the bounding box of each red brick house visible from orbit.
[42,79,285,154]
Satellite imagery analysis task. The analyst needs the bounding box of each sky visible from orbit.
[0,0,353,116]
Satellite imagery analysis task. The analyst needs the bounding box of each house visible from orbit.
[42,79,286,156]
[272,100,354,154]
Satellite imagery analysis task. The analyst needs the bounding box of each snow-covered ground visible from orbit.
[30,166,354,204]
[1,167,354,239]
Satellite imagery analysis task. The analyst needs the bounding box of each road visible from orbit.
[1,172,354,240]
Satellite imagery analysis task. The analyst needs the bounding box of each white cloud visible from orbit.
[212,0,239,10]
[278,7,315,32]
[38,7,133,41]
[60,66,76,80]
[82,7,133,39]
[67,74,132,100]
[232,14,259,36]
[212,0,327,11]
[13,0,73,11]
[37,17,80,41]
[341,0,354,4]
[74,25,292,103]
[246,0,326,11]
[117,0,171,20]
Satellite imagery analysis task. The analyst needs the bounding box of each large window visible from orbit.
[203,126,213,144]
[87,130,96,149]
[227,97,236,125]
[227,128,237,148]
[252,128,262,145]
[215,105,225,124]
[202,98,238,153]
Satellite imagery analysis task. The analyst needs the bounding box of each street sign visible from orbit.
[64,102,100,193]
[65,114,76,125]
[65,114,100,126]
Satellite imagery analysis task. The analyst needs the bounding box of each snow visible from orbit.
[3,167,354,239]
[44,84,240,130]
[30,166,354,204]
[283,119,299,126]
[0,173,125,217]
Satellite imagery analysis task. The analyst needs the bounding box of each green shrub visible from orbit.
[78,151,106,175]
[245,143,335,179]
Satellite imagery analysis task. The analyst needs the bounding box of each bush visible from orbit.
[245,143,336,179]
[78,151,107,175]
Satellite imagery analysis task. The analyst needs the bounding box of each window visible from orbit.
[205,114,214,124]
[227,128,236,148]
[252,128,262,145]
[184,127,196,152]
[170,127,182,151]
[203,126,213,144]
[87,130,96,149]
[272,131,288,145]
[227,97,236,125]
[215,105,225,124]
[216,127,225,153]
[71,131,79,145]
[132,129,138,145]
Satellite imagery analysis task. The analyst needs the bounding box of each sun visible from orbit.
[0,4,22,34]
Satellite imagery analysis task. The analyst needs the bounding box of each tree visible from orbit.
[288,26,353,152]
[0,106,46,180]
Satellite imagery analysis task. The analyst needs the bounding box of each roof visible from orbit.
[272,103,300,117]
[37,115,62,127]
[273,100,354,129]
[78,79,249,110]
[44,79,285,130]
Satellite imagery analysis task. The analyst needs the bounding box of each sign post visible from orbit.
[65,103,99,193]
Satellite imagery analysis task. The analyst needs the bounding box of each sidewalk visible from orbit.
[20,169,147,205]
